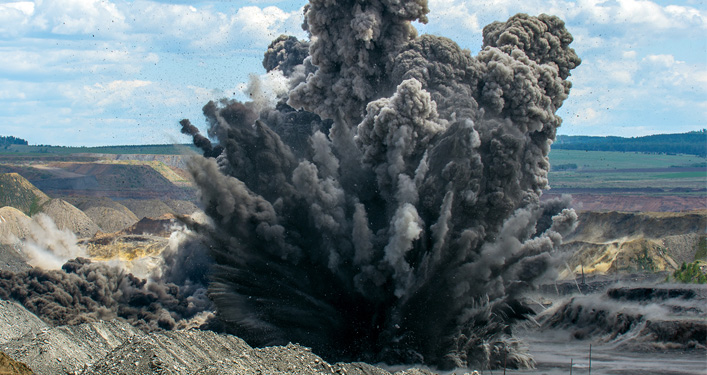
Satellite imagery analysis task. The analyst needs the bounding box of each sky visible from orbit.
[0,0,705,146]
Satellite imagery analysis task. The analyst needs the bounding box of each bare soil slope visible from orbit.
[0,351,33,375]
[0,207,31,245]
[120,198,199,220]
[0,300,434,375]
[32,162,191,199]
[63,196,139,232]
[561,210,707,277]
[38,198,100,238]
[0,173,50,216]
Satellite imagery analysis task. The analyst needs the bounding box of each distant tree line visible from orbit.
[0,136,28,146]
[554,130,707,157]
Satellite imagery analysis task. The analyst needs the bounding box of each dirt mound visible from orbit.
[0,245,29,273]
[0,173,50,216]
[3,318,145,375]
[63,196,138,232]
[0,351,33,375]
[120,198,200,220]
[0,207,31,245]
[120,199,199,222]
[120,199,174,219]
[0,301,435,375]
[560,210,706,277]
[163,199,199,216]
[31,162,192,199]
[0,299,49,347]
[567,210,706,243]
[38,198,100,238]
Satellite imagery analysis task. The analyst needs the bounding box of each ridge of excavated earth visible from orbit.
[0,173,50,216]
[0,351,32,375]
[0,299,440,375]
[560,210,707,276]
[38,198,100,238]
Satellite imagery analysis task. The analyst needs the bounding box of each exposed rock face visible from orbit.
[560,210,707,276]
[565,211,706,243]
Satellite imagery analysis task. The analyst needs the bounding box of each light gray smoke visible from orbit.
[540,286,707,351]
[182,1,580,370]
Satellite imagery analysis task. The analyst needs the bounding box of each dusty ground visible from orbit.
[543,192,706,212]
[0,300,442,375]
[559,210,707,278]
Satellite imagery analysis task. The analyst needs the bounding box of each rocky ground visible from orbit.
[0,300,441,375]
[559,210,707,276]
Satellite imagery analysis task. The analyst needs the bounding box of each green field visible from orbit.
[548,150,706,170]
[548,150,707,192]
[0,144,199,156]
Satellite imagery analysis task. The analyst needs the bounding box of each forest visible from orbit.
[554,130,707,156]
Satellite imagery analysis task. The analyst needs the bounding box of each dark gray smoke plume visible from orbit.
[182,1,580,370]
[0,256,211,331]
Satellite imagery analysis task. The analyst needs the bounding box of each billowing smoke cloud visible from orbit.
[20,213,88,269]
[182,0,580,370]
[0,257,211,330]
[0,214,214,331]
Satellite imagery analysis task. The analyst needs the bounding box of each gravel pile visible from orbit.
[38,199,100,238]
[0,207,31,245]
[63,196,139,233]
[0,244,29,273]
[163,199,199,216]
[0,299,48,345]
[0,300,441,375]
[120,199,176,220]
[120,198,200,220]
[0,173,50,216]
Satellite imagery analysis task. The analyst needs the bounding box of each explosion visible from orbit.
[181,0,580,369]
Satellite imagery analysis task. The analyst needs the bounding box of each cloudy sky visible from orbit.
[1,0,705,146]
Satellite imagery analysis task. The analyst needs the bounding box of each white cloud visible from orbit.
[32,0,128,35]
[622,50,637,59]
[644,54,676,67]
[82,79,152,108]
[124,2,304,51]
[642,54,707,88]
[572,0,706,32]
[0,45,159,76]
[232,6,303,44]
[0,2,35,36]
[427,0,481,33]
[594,58,639,84]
